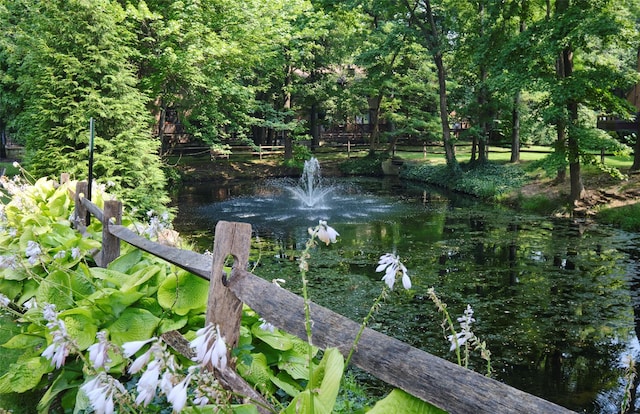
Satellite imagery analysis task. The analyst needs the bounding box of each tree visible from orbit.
[511,0,638,202]
[1,0,167,212]
[403,0,458,169]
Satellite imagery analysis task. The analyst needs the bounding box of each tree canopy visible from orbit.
[1,0,639,204]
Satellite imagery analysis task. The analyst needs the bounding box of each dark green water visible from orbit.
[172,176,640,413]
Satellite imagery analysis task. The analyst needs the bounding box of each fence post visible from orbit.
[100,200,122,267]
[259,145,263,160]
[206,221,252,366]
[74,181,89,229]
[60,173,70,185]
[348,140,351,158]
[423,143,427,160]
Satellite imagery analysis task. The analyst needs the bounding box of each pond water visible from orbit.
[171,172,640,413]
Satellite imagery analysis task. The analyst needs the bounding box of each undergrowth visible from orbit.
[400,161,529,200]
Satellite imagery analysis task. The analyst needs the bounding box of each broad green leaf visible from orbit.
[36,269,74,309]
[37,366,83,413]
[157,271,208,315]
[2,333,44,350]
[158,315,188,333]
[0,357,51,393]
[107,307,160,345]
[283,348,344,414]
[59,309,98,350]
[251,323,293,351]
[2,267,28,281]
[121,264,163,292]
[0,278,22,299]
[82,288,144,319]
[277,349,310,380]
[367,389,447,414]
[107,249,142,274]
[89,267,131,289]
[236,352,276,395]
[271,371,303,397]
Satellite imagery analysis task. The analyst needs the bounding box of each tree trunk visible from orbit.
[510,91,521,163]
[562,44,585,202]
[632,112,640,172]
[283,63,293,160]
[403,0,457,169]
[368,94,382,151]
[476,1,488,164]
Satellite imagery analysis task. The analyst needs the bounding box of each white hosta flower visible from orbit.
[122,337,157,358]
[25,240,42,265]
[71,247,81,260]
[88,331,111,369]
[135,359,161,407]
[448,305,476,351]
[41,304,71,368]
[310,220,339,245]
[0,255,17,269]
[376,253,411,290]
[167,374,191,412]
[0,293,10,307]
[53,250,66,260]
[190,323,228,370]
[259,318,275,333]
[82,372,125,414]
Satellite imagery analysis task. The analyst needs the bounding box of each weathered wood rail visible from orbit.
[71,181,574,414]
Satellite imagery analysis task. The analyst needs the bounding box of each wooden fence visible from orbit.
[71,180,574,414]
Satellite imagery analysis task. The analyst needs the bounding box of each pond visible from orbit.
[171,168,640,413]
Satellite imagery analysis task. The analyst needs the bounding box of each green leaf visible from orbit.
[236,352,276,395]
[251,323,293,351]
[36,269,74,309]
[367,389,447,414]
[0,357,51,393]
[2,333,44,350]
[107,307,159,345]
[89,267,131,289]
[107,249,142,274]
[59,308,98,350]
[157,271,208,315]
[37,366,83,413]
[271,371,303,397]
[283,348,344,414]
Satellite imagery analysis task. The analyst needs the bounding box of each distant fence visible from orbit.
[70,179,574,414]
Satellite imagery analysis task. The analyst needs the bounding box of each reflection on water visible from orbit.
[172,176,640,413]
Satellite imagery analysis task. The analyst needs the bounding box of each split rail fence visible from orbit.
[70,179,574,414]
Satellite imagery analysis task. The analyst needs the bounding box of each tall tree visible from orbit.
[1,0,167,212]
[403,0,458,169]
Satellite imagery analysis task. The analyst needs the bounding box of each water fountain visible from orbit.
[285,157,333,208]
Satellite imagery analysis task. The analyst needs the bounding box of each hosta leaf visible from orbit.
[0,357,51,393]
[158,315,188,333]
[283,348,344,414]
[2,333,44,350]
[271,371,303,397]
[251,323,293,351]
[121,264,163,292]
[0,278,22,300]
[59,309,98,350]
[89,267,131,289]
[107,307,159,345]
[107,249,142,274]
[36,269,73,309]
[82,288,144,319]
[236,352,276,395]
[367,389,447,414]
[157,271,208,315]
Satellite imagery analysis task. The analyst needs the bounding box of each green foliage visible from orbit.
[401,161,529,199]
[1,0,168,214]
[283,145,313,170]
[596,203,640,232]
[339,152,388,176]
[368,389,446,414]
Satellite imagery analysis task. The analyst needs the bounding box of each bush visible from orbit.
[400,161,529,199]
[339,152,389,176]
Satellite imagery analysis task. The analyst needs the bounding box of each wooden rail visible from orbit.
[72,182,574,414]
